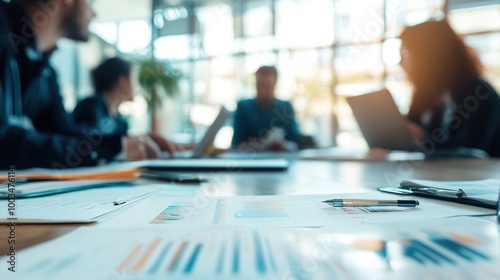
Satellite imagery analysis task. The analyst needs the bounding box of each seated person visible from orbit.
[400,20,500,157]
[73,57,190,157]
[0,0,161,169]
[73,57,131,137]
[231,66,299,152]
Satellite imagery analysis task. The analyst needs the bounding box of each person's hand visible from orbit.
[236,139,261,152]
[365,147,390,160]
[148,133,194,157]
[266,140,288,152]
[124,135,162,160]
[237,138,289,152]
[407,121,424,141]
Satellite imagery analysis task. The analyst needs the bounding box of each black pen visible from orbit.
[140,171,207,184]
[322,199,419,207]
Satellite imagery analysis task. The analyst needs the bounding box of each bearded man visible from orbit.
[0,0,161,169]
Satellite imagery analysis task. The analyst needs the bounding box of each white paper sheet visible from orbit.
[1,217,498,280]
[101,185,200,227]
[0,185,160,223]
[101,192,493,227]
[0,180,130,198]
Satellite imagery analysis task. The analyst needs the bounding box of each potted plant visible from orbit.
[137,59,182,133]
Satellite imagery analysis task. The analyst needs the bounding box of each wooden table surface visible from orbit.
[2,158,499,255]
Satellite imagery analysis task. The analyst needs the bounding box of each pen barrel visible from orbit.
[332,199,418,207]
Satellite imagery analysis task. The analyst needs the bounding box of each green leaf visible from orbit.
[136,59,182,109]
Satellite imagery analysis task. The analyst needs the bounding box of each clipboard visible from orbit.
[378,179,499,210]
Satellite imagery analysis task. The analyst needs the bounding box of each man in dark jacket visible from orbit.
[0,0,160,169]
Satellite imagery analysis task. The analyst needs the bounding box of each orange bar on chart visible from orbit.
[132,238,162,272]
[117,244,143,272]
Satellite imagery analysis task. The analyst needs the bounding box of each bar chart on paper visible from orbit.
[111,230,299,278]
[313,219,500,280]
[148,194,488,227]
[150,198,294,225]
[1,218,499,280]
[233,201,290,219]
[1,228,313,280]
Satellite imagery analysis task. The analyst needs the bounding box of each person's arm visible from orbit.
[0,50,122,169]
[231,101,249,148]
[0,122,123,169]
[451,84,499,152]
[72,98,100,131]
[283,102,299,143]
[38,70,95,136]
[406,121,424,142]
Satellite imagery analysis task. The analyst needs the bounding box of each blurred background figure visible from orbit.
[74,57,131,137]
[0,0,133,168]
[73,57,191,158]
[231,66,299,152]
[401,20,500,157]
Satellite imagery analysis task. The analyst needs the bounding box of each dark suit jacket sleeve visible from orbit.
[0,83,122,169]
[0,123,122,169]
[0,41,122,169]
[32,68,84,136]
[73,97,101,129]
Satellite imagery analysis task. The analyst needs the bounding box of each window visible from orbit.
[80,0,500,148]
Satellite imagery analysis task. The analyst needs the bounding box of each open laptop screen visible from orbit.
[191,107,230,158]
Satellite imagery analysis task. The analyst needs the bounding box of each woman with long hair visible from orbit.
[400,20,500,157]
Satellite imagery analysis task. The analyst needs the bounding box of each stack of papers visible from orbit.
[0,185,159,224]
[0,180,131,199]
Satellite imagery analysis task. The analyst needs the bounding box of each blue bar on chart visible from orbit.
[234,202,290,219]
[184,244,203,274]
[148,242,172,274]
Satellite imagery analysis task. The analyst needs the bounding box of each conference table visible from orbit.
[1,157,499,253]
[1,156,499,279]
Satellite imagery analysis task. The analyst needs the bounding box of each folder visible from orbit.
[0,166,143,199]
[0,167,142,182]
[378,178,500,209]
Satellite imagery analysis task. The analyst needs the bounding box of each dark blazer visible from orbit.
[73,95,128,137]
[408,77,500,157]
[0,2,122,169]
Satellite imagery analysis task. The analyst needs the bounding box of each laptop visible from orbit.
[173,106,231,158]
[346,89,417,151]
[137,158,289,172]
